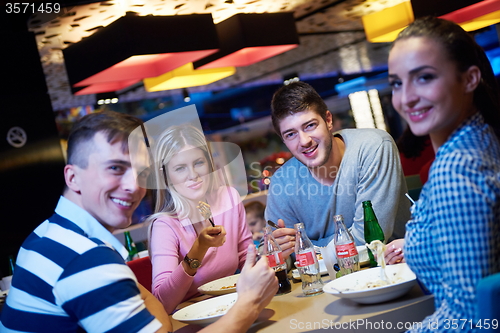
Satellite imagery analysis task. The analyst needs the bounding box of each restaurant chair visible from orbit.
[127,256,153,293]
[476,272,500,330]
[389,174,424,240]
[405,174,423,202]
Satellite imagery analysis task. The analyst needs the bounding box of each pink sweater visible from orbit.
[150,186,252,314]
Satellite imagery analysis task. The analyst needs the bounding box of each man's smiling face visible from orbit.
[279,108,334,170]
[72,132,146,231]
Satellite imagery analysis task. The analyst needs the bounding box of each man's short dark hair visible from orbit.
[67,111,143,168]
[270,81,328,136]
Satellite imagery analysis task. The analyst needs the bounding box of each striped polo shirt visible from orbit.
[0,196,161,333]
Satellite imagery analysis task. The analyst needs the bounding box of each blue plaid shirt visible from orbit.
[405,113,500,332]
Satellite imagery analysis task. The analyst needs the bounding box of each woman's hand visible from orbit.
[198,225,227,249]
[183,226,227,276]
[384,239,405,265]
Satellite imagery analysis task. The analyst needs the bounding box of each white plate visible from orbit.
[292,246,369,280]
[173,293,238,326]
[197,274,239,296]
[323,263,417,304]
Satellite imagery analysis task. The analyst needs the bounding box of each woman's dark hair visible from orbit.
[393,17,500,139]
[271,81,328,136]
[397,126,432,159]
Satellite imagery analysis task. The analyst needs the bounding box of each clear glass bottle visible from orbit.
[124,231,139,262]
[262,226,291,295]
[363,200,385,267]
[294,223,323,296]
[333,215,360,277]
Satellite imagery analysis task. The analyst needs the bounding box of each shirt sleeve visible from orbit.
[150,218,195,314]
[408,151,500,333]
[55,246,160,333]
[236,200,252,270]
[349,135,409,245]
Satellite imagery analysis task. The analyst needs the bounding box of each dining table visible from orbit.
[170,275,435,332]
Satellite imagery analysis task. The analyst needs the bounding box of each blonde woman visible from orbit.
[146,124,252,314]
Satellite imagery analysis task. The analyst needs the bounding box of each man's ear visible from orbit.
[464,65,481,93]
[64,164,81,194]
[325,110,333,131]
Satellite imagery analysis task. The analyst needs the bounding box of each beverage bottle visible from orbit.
[294,223,323,296]
[333,215,360,277]
[363,200,385,267]
[124,231,139,262]
[261,225,292,295]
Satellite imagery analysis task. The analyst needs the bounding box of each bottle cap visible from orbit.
[294,222,304,229]
[333,215,344,222]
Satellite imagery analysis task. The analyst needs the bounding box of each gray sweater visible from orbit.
[265,128,411,246]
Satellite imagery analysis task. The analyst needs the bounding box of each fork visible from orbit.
[198,201,215,227]
[267,220,280,229]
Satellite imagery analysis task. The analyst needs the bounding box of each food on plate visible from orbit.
[356,279,390,290]
[323,263,417,304]
[198,274,239,295]
[340,240,398,292]
[220,283,236,290]
[197,299,236,318]
[351,272,404,291]
[366,240,386,269]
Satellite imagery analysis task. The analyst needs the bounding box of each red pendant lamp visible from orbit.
[63,14,220,95]
[193,12,299,70]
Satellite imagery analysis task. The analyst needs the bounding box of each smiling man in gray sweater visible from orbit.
[265,82,410,257]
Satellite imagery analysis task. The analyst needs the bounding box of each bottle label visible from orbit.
[336,243,358,258]
[266,252,284,268]
[296,250,315,267]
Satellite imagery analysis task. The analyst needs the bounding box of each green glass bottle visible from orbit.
[8,255,15,276]
[124,231,139,261]
[363,200,385,267]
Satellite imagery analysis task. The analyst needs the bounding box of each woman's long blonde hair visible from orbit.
[145,124,218,224]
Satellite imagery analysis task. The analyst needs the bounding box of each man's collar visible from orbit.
[56,196,129,260]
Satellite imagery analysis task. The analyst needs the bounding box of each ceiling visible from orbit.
[28,0,405,111]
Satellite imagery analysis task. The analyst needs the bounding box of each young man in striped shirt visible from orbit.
[0,111,277,333]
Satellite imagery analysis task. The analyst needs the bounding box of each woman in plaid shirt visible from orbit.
[385,17,500,332]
